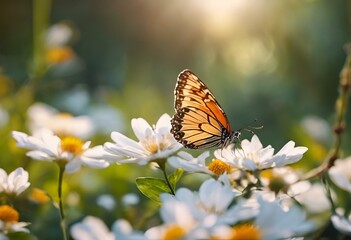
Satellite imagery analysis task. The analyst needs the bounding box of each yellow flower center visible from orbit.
[208,159,232,175]
[0,205,19,223]
[46,46,74,63]
[162,225,186,240]
[229,224,261,240]
[61,136,84,155]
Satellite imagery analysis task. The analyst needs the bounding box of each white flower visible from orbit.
[211,195,314,240]
[71,216,146,240]
[122,193,140,206]
[168,151,212,174]
[254,197,314,239]
[295,183,331,214]
[103,114,182,165]
[0,205,30,234]
[97,194,116,211]
[0,168,30,196]
[161,177,255,227]
[87,105,125,135]
[216,135,308,171]
[112,219,146,240]
[301,115,330,143]
[71,216,114,240]
[329,156,351,193]
[145,198,207,240]
[12,128,109,174]
[261,167,310,196]
[331,211,351,235]
[27,102,95,140]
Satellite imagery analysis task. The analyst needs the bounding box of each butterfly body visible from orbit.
[171,69,240,149]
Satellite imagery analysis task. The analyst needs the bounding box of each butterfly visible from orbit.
[170,69,241,149]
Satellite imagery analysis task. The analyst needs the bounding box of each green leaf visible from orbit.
[136,177,171,203]
[169,168,184,190]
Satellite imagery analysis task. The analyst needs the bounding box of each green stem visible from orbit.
[157,161,175,195]
[57,164,68,240]
[302,46,351,180]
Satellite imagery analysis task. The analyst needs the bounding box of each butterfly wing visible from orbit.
[171,69,233,149]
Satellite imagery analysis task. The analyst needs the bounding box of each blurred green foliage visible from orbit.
[0,0,350,239]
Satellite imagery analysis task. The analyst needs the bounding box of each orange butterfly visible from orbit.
[171,69,241,149]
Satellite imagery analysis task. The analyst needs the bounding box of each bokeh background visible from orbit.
[0,0,350,239]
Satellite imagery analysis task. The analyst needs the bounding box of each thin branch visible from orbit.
[302,45,351,181]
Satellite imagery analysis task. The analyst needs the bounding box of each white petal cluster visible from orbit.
[12,128,109,174]
[216,135,308,171]
[103,114,182,165]
[0,168,30,196]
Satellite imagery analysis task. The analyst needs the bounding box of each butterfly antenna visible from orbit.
[242,118,264,135]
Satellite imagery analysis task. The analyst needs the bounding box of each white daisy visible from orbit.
[27,102,95,140]
[215,135,308,171]
[12,128,109,174]
[0,167,30,196]
[145,197,207,240]
[211,195,314,240]
[70,216,114,240]
[0,205,30,235]
[329,156,351,193]
[70,216,146,240]
[103,114,182,165]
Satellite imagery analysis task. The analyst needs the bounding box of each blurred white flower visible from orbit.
[46,22,74,47]
[0,205,30,235]
[27,102,95,140]
[0,106,8,128]
[261,167,310,196]
[211,196,314,240]
[145,199,206,240]
[331,210,351,235]
[97,194,116,211]
[0,167,30,196]
[87,105,125,135]
[122,193,140,206]
[71,216,146,240]
[103,114,182,165]
[329,156,351,193]
[216,135,308,171]
[12,128,109,174]
[71,216,114,240]
[295,183,331,214]
[301,115,330,143]
[161,177,255,227]
[112,219,146,240]
[57,87,90,114]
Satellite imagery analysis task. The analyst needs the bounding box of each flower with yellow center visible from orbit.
[229,224,261,240]
[12,128,109,174]
[0,205,29,234]
[208,159,233,176]
[211,224,261,240]
[162,225,186,240]
[0,205,19,223]
[215,135,308,171]
[27,102,95,140]
[103,114,182,165]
